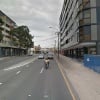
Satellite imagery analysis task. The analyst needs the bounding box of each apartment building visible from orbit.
[0,10,26,56]
[59,0,100,58]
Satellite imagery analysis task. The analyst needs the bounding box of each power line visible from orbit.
[34,35,57,42]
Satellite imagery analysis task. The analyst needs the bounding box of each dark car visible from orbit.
[47,54,54,59]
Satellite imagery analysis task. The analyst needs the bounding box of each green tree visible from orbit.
[10,25,33,48]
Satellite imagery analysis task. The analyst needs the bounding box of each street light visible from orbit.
[49,26,60,59]
[55,32,60,59]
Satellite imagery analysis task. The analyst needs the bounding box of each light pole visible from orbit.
[56,32,60,59]
[48,26,60,59]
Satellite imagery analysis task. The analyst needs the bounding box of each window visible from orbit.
[79,19,84,26]
[97,8,100,24]
[83,0,89,2]
[83,26,91,34]
[83,9,91,18]
[83,2,90,8]
[79,27,84,35]
[79,26,91,42]
[84,18,91,24]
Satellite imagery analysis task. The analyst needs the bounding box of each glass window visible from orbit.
[97,8,100,24]
[83,0,89,3]
[83,9,91,18]
[84,18,91,24]
[79,27,84,34]
[83,2,90,8]
[96,0,100,7]
[83,26,91,34]
[79,19,84,26]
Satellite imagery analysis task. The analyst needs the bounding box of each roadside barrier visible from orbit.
[84,54,100,73]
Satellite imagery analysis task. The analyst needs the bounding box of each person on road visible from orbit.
[44,57,50,69]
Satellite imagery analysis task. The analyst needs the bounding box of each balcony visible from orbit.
[0,41,18,48]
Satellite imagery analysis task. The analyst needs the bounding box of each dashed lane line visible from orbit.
[16,71,21,75]
[0,83,3,85]
[40,67,44,74]
[3,57,38,71]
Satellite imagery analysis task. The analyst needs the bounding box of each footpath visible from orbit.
[56,54,100,100]
[0,57,9,60]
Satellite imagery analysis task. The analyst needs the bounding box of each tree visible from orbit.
[0,18,4,42]
[10,25,33,48]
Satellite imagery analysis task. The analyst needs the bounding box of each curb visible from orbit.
[0,57,10,61]
[55,56,80,100]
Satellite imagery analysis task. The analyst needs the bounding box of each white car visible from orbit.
[38,54,44,59]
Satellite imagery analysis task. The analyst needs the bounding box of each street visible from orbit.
[0,56,73,100]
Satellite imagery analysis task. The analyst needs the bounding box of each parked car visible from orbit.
[38,54,44,59]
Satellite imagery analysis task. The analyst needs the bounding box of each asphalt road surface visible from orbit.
[0,56,73,100]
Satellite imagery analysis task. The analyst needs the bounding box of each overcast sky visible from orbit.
[0,0,63,48]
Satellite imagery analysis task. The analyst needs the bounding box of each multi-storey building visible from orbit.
[0,10,26,56]
[59,0,100,58]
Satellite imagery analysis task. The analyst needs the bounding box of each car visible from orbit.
[38,54,44,59]
[47,54,54,59]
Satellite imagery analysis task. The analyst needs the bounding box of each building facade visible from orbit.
[59,0,100,58]
[0,10,26,56]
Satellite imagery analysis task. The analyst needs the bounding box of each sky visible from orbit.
[0,0,63,48]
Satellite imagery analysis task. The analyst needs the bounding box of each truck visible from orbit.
[28,48,34,56]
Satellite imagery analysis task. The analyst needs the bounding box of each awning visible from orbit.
[65,42,96,50]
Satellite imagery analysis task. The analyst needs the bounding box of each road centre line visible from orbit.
[3,57,38,71]
[28,94,31,97]
[0,83,3,85]
[44,95,48,98]
[16,71,21,75]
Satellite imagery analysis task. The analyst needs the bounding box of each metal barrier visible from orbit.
[84,54,100,73]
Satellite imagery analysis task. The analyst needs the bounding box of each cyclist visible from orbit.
[44,57,50,69]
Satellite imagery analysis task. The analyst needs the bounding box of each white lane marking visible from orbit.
[3,57,38,71]
[28,94,31,97]
[44,95,48,98]
[0,83,3,85]
[40,67,44,74]
[16,71,21,75]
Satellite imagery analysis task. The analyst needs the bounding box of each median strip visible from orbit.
[3,57,38,71]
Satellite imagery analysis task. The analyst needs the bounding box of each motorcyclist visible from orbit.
[44,57,50,69]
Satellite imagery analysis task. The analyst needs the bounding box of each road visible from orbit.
[0,56,73,100]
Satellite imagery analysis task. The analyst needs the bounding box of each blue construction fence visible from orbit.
[83,54,100,73]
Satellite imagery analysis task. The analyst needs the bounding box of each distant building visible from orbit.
[33,45,41,53]
[59,0,100,58]
[0,10,26,56]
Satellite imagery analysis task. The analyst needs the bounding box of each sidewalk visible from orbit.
[0,57,9,60]
[57,55,100,100]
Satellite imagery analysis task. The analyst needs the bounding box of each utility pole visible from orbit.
[48,26,60,59]
[57,32,60,59]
